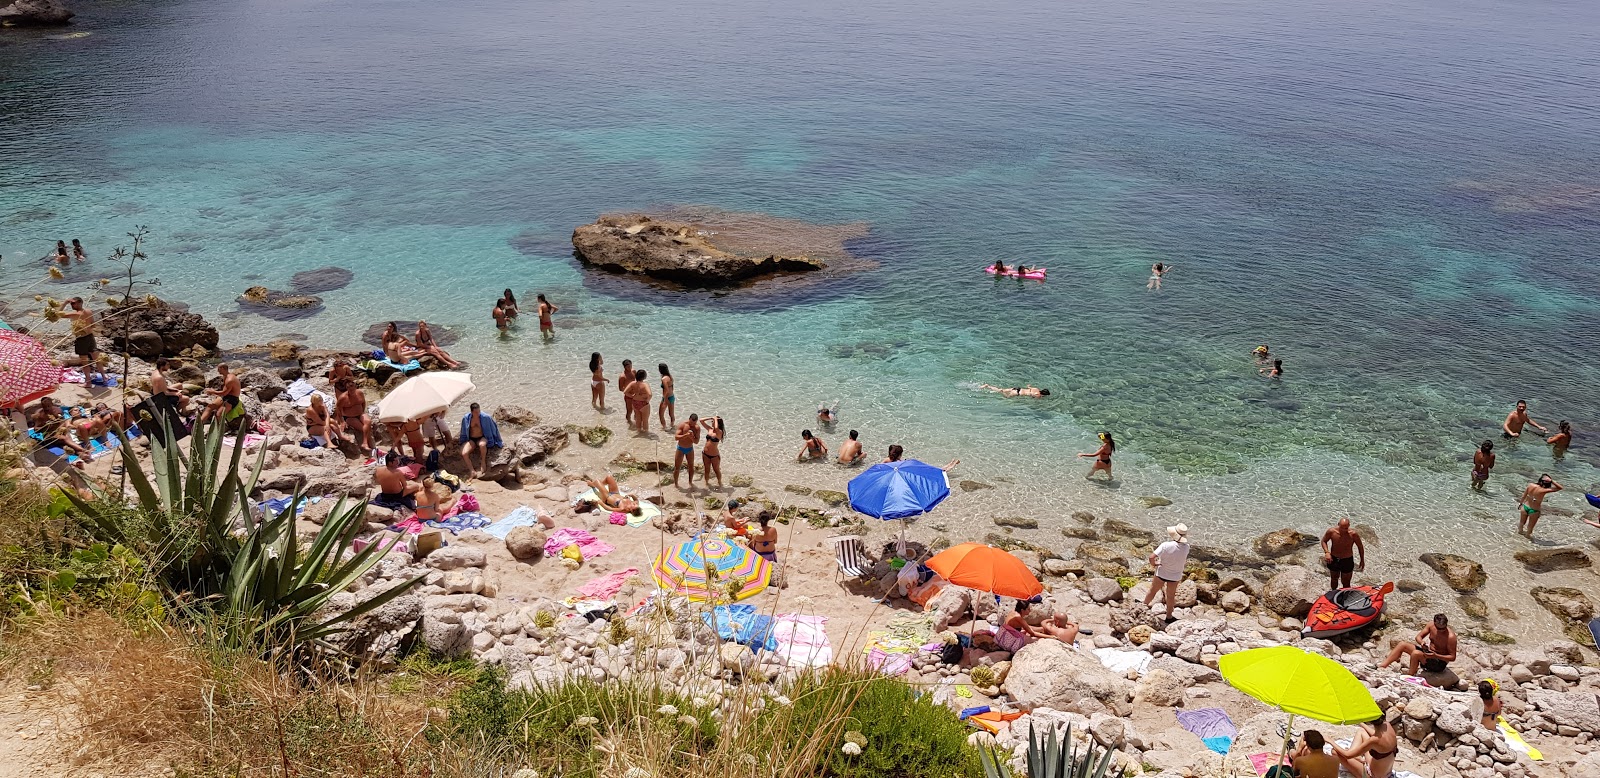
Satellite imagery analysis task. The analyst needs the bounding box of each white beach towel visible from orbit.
[1093,647,1154,676]
[484,505,544,539]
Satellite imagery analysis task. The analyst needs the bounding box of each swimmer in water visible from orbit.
[979,384,1051,398]
[1078,431,1115,480]
[1546,421,1572,459]
[1469,440,1495,491]
[1502,399,1547,439]
[991,260,1008,275]
[1147,262,1171,291]
[1259,359,1283,378]
[1253,344,1271,362]
[817,402,839,425]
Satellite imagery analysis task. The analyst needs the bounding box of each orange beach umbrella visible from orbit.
[926,542,1042,600]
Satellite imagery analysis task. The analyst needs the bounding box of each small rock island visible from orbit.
[571,209,869,287]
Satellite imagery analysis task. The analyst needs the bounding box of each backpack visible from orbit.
[424,448,442,473]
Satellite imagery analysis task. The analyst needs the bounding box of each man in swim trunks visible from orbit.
[979,384,1050,397]
[672,413,700,490]
[1502,399,1547,439]
[837,429,864,464]
[751,512,779,563]
[536,293,558,339]
[1470,440,1495,491]
[371,450,419,513]
[1319,518,1365,590]
[1517,474,1562,536]
[797,429,827,461]
[1380,613,1456,677]
[198,363,242,425]
[62,297,100,368]
[623,369,651,433]
[458,402,502,480]
[334,378,374,453]
[148,357,190,416]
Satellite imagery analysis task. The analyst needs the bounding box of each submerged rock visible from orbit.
[237,286,324,321]
[288,266,355,294]
[1513,547,1592,574]
[1252,528,1316,558]
[1530,586,1594,624]
[1419,552,1487,593]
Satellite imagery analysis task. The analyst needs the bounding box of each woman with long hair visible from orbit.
[657,362,676,428]
[415,321,460,368]
[701,415,726,489]
[1078,431,1116,480]
[589,353,606,411]
[501,289,519,320]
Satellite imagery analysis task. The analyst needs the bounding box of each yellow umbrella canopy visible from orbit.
[1219,645,1381,725]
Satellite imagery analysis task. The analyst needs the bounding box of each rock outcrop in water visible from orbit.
[0,0,72,26]
[105,297,220,359]
[572,212,837,287]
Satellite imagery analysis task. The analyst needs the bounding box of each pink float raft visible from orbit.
[984,265,1047,279]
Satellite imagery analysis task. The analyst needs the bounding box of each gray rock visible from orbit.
[0,0,73,26]
[929,585,973,631]
[1134,669,1185,707]
[1102,519,1154,543]
[1261,566,1326,618]
[505,526,546,560]
[1253,528,1316,558]
[512,425,570,467]
[1530,586,1594,623]
[993,516,1039,529]
[425,545,488,570]
[1087,577,1125,604]
[1043,558,1082,577]
[1221,589,1252,613]
[1005,640,1133,715]
[1419,552,1487,593]
[1435,701,1476,735]
[1524,688,1600,734]
[572,213,833,286]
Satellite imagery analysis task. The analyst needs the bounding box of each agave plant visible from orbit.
[64,416,422,655]
[979,723,1117,778]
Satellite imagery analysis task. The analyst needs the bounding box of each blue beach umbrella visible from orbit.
[847,460,951,552]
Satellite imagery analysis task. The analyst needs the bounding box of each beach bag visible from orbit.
[425,448,441,472]
[940,641,964,665]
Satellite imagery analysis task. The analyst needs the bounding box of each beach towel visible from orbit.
[284,378,316,403]
[259,496,307,518]
[425,512,490,534]
[704,604,777,652]
[220,433,266,450]
[484,505,544,539]
[365,357,423,374]
[1248,753,1290,776]
[909,575,948,607]
[59,368,86,384]
[573,487,660,527]
[543,528,613,560]
[863,615,937,676]
[577,568,639,600]
[1176,708,1237,755]
[772,613,833,668]
[1093,647,1154,677]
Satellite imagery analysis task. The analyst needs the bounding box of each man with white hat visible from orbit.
[1143,523,1191,621]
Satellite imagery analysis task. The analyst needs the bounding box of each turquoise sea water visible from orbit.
[3,0,1599,577]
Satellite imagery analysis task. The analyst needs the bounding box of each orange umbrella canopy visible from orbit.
[925,542,1043,600]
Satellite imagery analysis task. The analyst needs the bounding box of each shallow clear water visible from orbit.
[3,0,1599,574]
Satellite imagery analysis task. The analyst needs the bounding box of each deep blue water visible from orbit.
[3,0,1599,564]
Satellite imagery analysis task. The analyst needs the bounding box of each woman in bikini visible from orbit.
[306,393,331,446]
[1478,679,1503,729]
[381,322,424,362]
[701,415,726,489]
[1078,431,1116,480]
[624,369,651,433]
[414,476,459,522]
[1547,420,1572,459]
[1147,262,1171,290]
[1334,716,1397,778]
[501,289,519,320]
[1470,440,1495,491]
[582,474,641,515]
[414,321,460,368]
[589,353,606,410]
[657,362,676,429]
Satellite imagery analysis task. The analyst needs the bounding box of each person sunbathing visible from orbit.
[582,474,641,515]
[1007,600,1080,645]
[381,322,425,362]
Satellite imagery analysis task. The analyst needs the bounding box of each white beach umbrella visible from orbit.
[375,371,476,423]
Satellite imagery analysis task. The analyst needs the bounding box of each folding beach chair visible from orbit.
[829,535,871,585]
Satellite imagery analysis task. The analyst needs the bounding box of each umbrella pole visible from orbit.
[1275,713,1296,777]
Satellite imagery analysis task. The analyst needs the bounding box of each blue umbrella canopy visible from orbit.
[846,459,951,520]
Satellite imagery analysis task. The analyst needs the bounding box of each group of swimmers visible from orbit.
[1469,399,1578,537]
[44,239,88,265]
[492,290,558,339]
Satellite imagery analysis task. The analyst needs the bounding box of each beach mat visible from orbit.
[484,505,543,539]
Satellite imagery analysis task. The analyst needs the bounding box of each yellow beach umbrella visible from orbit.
[1220,645,1382,769]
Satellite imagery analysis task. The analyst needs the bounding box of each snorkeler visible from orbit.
[979,384,1051,397]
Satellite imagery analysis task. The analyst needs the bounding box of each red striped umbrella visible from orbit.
[0,329,58,409]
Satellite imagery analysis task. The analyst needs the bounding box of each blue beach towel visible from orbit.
[1176,707,1237,755]
[703,604,778,652]
[426,511,491,534]
[484,505,543,539]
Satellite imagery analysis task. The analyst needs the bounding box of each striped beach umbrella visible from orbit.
[652,534,771,602]
[0,329,58,410]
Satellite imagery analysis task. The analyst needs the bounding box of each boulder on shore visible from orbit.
[1261,567,1325,618]
[1005,639,1133,716]
[0,0,73,26]
[572,213,842,287]
[105,297,219,359]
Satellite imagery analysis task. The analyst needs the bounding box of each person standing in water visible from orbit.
[671,413,700,489]
[617,360,635,425]
[1502,400,1547,439]
[1078,431,1115,480]
[1469,440,1495,491]
[701,415,726,489]
[492,299,509,334]
[838,429,864,464]
[501,290,519,321]
[536,293,558,340]
[1546,421,1572,459]
[1319,518,1365,590]
[658,363,677,429]
[1147,262,1171,291]
[624,369,651,433]
[71,239,87,262]
[588,353,606,411]
[1517,474,1562,536]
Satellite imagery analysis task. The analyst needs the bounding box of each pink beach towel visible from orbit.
[1248,753,1290,776]
[543,528,614,560]
[577,568,639,599]
[772,614,833,668]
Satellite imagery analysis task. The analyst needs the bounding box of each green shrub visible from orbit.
[771,667,981,778]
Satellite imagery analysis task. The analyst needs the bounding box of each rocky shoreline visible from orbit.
[17,302,1600,778]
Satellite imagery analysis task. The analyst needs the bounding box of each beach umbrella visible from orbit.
[375,371,475,423]
[652,533,771,603]
[846,459,950,553]
[0,329,58,410]
[926,542,1043,600]
[1220,645,1382,770]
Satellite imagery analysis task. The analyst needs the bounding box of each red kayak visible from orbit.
[1302,582,1393,639]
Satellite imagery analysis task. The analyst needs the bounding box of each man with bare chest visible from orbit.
[1320,518,1366,589]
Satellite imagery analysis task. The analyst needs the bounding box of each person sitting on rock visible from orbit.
[1286,729,1339,778]
[458,402,502,480]
[1379,613,1456,677]
[1333,716,1397,778]
[1006,600,1079,646]
[414,475,458,522]
[371,450,419,513]
[1477,679,1503,729]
